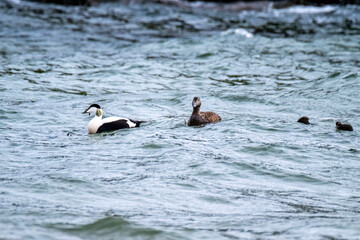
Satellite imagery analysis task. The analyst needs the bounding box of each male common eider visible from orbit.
[187,97,221,126]
[336,121,353,131]
[83,104,145,134]
[298,116,310,125]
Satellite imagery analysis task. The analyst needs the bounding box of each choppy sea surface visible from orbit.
[1,1,360,239]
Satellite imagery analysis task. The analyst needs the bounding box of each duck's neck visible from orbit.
[93,114,102,121]
[192,106,200,114]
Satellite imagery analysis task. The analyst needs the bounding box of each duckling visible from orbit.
[298,116,310,125]
[336,121,353,131]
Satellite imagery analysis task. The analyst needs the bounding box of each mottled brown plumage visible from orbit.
[188,97,221,126]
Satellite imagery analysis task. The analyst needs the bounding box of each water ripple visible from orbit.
[1,1,360,240]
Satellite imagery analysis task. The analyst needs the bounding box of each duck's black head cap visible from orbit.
[89,104,101,109]
[82,103,101,114]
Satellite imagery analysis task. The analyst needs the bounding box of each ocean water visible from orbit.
[1,1,360,239]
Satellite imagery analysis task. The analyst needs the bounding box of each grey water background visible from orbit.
[1,1,360,239]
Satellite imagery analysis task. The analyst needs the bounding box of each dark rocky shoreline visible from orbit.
[26,0,360,7]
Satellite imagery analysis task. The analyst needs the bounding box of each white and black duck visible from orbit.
[187,97,221,126]
[83,104,145,134]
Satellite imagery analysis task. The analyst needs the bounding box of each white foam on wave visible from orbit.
[280,5,336,14]
[221,28,253,38]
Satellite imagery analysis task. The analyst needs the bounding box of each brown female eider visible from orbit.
[336,121,353,131]
[187,97,221,126]
[298,116,310,125]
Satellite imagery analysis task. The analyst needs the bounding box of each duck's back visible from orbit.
[337,123,353,131]
[97,119,132,133]
[200,111,221,123]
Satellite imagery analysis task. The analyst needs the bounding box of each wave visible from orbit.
[59,216,173,240]
[278,5,336,14]
[221,28,254,38]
